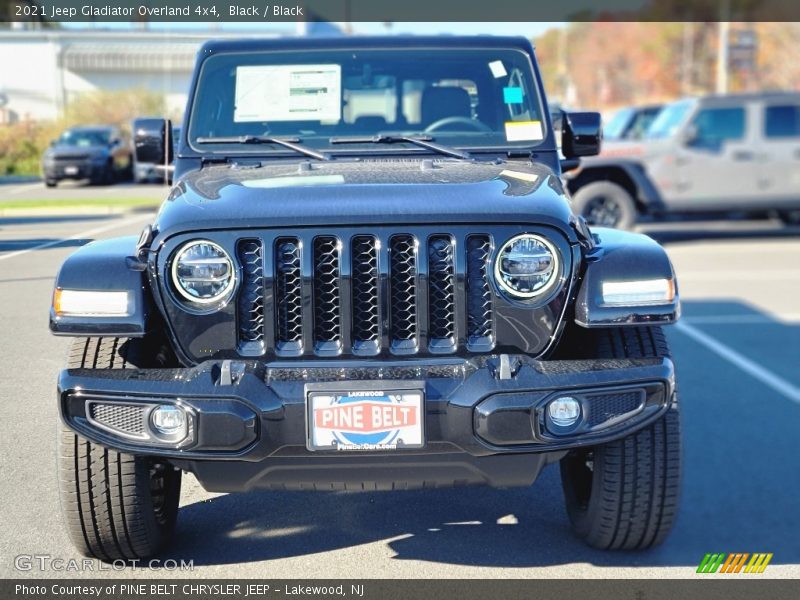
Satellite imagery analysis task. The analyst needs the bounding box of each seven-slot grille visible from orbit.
[235,232,494,357]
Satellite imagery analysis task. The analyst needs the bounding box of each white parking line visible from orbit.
[683,314,800,325]
[675,321,800,405]
[0,214,151,262]
[1,183,42,196]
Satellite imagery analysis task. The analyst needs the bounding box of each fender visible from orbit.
[567,158,665,212]
[49,235,152,337]
[575,227,680,328]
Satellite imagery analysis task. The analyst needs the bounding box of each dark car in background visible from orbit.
[41,125,132,187]
[603,104,663,142]
[567,92,800,229]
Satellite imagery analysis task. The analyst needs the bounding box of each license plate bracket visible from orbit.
[305,380,425,452]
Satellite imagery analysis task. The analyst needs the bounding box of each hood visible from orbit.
[47,144,109,158]
[152,159,578,242]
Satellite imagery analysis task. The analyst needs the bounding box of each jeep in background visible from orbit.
[42,125,132,187]
[567,92,800,229]
[50,36,682,560]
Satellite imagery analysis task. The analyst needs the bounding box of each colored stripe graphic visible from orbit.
[698,553,772,573]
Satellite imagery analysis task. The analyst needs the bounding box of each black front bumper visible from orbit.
[44,161,105,181]
[59,355,675,491]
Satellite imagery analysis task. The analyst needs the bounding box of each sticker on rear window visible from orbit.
[234,64,342,123]
[488,60,508,78]
[505,120,543,142]
[503,86,524,104]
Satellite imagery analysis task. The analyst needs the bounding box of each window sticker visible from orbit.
[503,86,524,104]
[504,120,543,142]
[488,60,508,78]
[234,64,342,123]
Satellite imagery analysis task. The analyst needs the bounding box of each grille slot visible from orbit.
[237,239,266,352]
[237,230,497,357]
[389,234,419,350]
[466,235,494,348]
[88,403,146,438]
[274,237,303,352]
[428,235,456,347]
[587,391,644,427]
[312,236,342,350]
[351,235,380,351]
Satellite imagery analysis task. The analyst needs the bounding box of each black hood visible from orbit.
[153,159,577,243]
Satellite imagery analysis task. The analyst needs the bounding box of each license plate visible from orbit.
[307,388,424,451]
[64,166,79,175]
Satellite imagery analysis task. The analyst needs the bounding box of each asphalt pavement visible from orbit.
[0,204,798,579]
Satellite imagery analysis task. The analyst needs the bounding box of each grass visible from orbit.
[0,197,162,210]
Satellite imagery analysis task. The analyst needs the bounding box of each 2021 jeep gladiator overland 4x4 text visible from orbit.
[51,36,682,560]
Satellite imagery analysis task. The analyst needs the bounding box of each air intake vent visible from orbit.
[312,236,342,352]
[275,237,303,352]
[237,239,265,352]
[389,234,418,351]
[466,235,494,349]
[88,403,146,439]
[351,235,380,352]
[428,235,456,349]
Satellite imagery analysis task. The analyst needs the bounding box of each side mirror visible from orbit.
[681,123,698,145]
[133,118,174,166]
[562,111,602,158]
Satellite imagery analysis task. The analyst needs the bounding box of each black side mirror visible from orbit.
[562,111,602,159]
[133,118,174,165]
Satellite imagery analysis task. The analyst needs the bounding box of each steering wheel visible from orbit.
[424,116,492,133]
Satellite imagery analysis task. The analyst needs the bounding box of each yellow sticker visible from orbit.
[505,120,543,142]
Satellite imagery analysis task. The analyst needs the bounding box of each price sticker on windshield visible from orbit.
[504,120,543,142]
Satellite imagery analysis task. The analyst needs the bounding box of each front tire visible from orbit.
[58,338,181,561]
[572,181,637,230]
[559,327,681,550]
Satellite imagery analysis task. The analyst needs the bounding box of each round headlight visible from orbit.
[494,234,559,299]
[171,240,235,305]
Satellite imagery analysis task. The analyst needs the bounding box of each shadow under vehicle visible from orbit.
[49,35,682,561]
[566,92,800,229]
[41,125,132,187]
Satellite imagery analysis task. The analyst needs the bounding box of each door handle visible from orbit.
[732,150,755,161]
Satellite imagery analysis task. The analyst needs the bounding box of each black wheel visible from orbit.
[559,327,681,550]
[58,337,181,561]
[571,181,637,230]
[777,209,800,226]
[45,180,57,188]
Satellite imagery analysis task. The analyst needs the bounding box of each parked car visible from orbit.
[50,36,682,560]
[603,104,663,142]
[567,92,800,229]
[132,118,180,183]
[42,125,131,187]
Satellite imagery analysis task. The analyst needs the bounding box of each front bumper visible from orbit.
[44,161,105,181]
[59,355,675,491]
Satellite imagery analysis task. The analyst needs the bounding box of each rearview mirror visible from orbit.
[133,118,174,166]
[561,111,602,158]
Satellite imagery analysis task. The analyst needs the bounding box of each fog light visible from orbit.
[548,397,581,427]
[150,405,187,437]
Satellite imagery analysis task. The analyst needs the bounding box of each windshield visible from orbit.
[603,108,635,140]
[58,129,110,147]
[188,47,548,155]
[646,100,693,139]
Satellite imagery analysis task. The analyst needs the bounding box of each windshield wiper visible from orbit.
[330,135,471,160]
[195,135,330,161]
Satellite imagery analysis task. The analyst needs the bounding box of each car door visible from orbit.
[757,101,800,207]
[671,101,757,210]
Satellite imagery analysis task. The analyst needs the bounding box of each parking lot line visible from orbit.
[0,213,150,262]
[683,314,800,325]
[675,321,800,404]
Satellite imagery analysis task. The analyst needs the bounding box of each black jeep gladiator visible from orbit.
[50,36,682,560]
